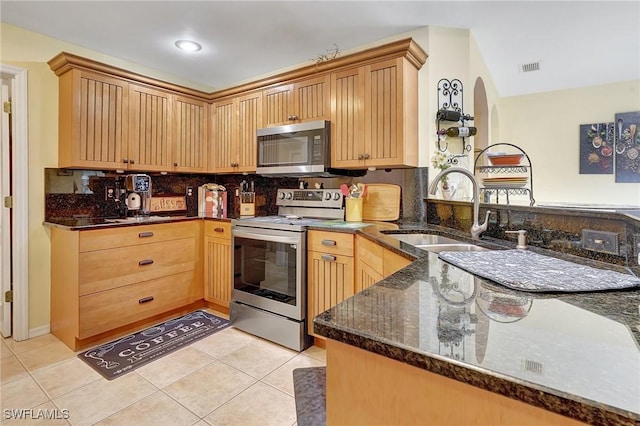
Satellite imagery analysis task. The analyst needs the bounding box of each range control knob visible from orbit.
[285,192,293,200]
[332,192,342,200]
[278,192,286,200]
[324,192,332,200]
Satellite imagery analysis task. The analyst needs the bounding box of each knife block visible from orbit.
[240,202,255,217]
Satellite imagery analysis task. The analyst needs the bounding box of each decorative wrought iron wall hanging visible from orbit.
[436,78,474,154]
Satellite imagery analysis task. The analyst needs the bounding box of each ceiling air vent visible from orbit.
[520,61,541,73]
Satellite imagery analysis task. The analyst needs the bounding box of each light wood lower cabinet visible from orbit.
[50,221,203,350]
[203,221,232,310]
[355,234,412,292]
[307,230,354,337]
[308,231,413,340]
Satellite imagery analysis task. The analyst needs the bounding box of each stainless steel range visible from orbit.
[230,188,344,351]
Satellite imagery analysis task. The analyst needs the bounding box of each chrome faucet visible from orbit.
[428,167,492,240]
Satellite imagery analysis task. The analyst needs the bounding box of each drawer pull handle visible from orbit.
[214,227,225,233]
[138,259,154,266]
[321,240,337,246]
[321,254,336,262]
[139,232,154,238]
[138,296,154,304]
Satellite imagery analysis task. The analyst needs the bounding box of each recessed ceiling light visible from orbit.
[175,40,202,52]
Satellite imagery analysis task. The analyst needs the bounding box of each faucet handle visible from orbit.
[505,229,528,250]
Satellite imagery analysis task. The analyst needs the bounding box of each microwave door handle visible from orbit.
[232,229,300,245]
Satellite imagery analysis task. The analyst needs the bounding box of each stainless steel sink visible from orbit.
[386,233,490,253]
[414,243,489,253]
[386,233,461,246]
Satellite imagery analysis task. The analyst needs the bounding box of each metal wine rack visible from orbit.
[474,143,535,206]
[436,78,473,154]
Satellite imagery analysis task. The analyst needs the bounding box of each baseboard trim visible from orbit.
[29,324,51,338]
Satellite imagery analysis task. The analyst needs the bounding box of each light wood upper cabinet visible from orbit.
[331,67,365,168]
[236,92,262,172]
[263,75,330,126]
[211,91,262,173]
[363,57,418,168]
[57,69,129,169]
[173,95,208,173]
[127,84,172,171]
[332,57,419,169]
[50,39,426,172]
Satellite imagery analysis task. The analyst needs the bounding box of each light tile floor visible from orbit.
[0,310,326,426]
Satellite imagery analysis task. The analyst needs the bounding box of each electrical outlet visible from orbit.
[105,186,115,201]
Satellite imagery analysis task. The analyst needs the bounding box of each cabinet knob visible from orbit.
[138,231,154,238]
[321,254,336,262]
[174,162,178,167]
[358,154,364,160]
[130,159,135,164]
[288,114,298,121]
[138,296,154,304]
[214,227,225,233]
[138,259,154,266]
[321,240,337,246]
[364,153,370,159]
[123,158,129,164]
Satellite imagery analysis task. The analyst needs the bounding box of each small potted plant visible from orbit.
[431,151,453,197]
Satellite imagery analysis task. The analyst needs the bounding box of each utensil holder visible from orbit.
[345,198,363,222]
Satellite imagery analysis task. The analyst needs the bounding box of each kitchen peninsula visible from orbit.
[314,224,640,426]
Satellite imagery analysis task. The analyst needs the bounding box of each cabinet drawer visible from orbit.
[79,238,195,295]
[78,270,201,339]
[308,230,354,256]
[79,221,197,252]
[204,221,231,239]
[357,236,384,274]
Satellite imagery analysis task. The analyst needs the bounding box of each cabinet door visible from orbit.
[363,58,418,168]
[307,251,354,336]
[211,99,236,172]
[355,259,383,293]
[204,235,232,307]
[263,84,293,127]
[293,75,330,122]
[383,249,411,277]
[59,70,129,169]
[331,67,365,168]
[173,95,208,172]
[128,84,173,171]
[235,91,262,172]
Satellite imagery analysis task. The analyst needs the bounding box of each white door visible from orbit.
[0,77,12,337]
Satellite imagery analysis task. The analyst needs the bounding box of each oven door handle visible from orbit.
[232,229,301,245]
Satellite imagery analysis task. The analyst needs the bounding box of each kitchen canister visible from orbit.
[345,198,363,222]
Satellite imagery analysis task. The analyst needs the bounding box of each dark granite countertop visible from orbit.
[43,215,228,230]
[313,221,640,425]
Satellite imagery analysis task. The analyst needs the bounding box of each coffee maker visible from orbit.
[122,174,152,217]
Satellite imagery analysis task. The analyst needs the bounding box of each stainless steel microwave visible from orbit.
[256,120,332,177]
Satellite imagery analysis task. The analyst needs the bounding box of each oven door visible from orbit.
[232,227,306,321]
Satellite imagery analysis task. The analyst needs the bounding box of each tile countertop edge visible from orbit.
[313,315,638,426]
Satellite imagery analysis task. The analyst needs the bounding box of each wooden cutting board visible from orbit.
[362,184,401,221]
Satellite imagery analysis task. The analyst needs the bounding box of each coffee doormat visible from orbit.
[78,310,230,380]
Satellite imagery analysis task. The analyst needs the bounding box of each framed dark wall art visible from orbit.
[579,122,614,174]
[614,111,640,183]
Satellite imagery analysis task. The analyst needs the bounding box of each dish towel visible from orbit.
[438,249,640,292]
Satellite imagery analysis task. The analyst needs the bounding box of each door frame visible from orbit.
[1,64,29,341]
